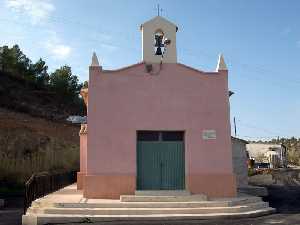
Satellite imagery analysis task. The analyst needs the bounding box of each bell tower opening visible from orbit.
[140,16,178,64]
[154,30,164,56]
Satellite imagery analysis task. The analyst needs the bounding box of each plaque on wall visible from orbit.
[202,130,217,140]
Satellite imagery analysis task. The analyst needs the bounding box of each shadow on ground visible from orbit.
[264,185,300,214]
[0,196,23,225]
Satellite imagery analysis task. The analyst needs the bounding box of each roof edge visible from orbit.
[140,16,178,31]
[177,63,222,75]
[231,136,249,144]
[102,62,144,73]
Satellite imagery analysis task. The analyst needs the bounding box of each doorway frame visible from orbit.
[136,130,186,190]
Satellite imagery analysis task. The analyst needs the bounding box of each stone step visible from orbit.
[121,194,207,202]
[28,202,269,215]
[32,196,263,209]
[135,190,191,196]
[224,196,263,206]
[22,207,276,225]
[238,185,268,197]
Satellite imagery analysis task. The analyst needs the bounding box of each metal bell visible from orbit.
[155,46,163,55]
[154,34,164,55]
[154,34,163,47]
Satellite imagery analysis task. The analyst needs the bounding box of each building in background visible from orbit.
[231,137,269,196]
[231,137,249,187]
[246,143,287,168]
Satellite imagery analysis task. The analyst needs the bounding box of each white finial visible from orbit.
[91,52,100,67]
[216,54,227,71]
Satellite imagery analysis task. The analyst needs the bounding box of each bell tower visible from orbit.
[140,16,178,64]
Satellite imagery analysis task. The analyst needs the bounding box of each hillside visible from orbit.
[0,71,84,121]
[0,44,86,189]
[0,107,80,187]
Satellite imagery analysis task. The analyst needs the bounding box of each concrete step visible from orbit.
[28,202,269,215]
[121,194,207,202]
[135,190,191,196]
[238,185,268,197]
[32,197,262,208]
[22,207,276,225]
[31,196,263,209]
[227,196,262,206]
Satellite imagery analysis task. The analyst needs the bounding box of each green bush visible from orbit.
[248,168,257,176]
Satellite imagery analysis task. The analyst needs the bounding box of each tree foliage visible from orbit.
[0,44,85,114]
[31,58,49,86]
[0,45,49,83]
[0,45,31,78]
[49,66,82,103]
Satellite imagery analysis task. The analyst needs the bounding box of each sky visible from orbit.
[0,0,300,140]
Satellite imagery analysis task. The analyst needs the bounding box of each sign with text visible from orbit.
[202,130,217,140]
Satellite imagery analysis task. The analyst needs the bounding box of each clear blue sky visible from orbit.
[0,0,300,140]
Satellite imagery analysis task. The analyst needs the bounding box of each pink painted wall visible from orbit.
[80,133,87,173]
[85,63,235,197]
[77,132,87,190]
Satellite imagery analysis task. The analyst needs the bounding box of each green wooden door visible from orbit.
[137,131,185,190]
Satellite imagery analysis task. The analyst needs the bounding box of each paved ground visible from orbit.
[0,196,23,225]
[1,185,300,225]
[65,214,300,225]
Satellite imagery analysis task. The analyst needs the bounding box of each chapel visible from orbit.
[77,15,236,199]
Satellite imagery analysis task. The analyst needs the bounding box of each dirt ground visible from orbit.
[0,108,80,185]
[0,108,79,144]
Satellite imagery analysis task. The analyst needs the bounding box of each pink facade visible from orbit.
[77,125,87,190]
[78,62,236,199]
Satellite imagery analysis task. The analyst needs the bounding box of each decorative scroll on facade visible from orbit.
[79,123,87,135]
[80,88,88,107]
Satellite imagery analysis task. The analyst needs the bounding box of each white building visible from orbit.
[246,143,287,168]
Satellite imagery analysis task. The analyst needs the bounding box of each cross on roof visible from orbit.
[157,4,163,16]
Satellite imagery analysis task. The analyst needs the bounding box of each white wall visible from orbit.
[232,138,248,187]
